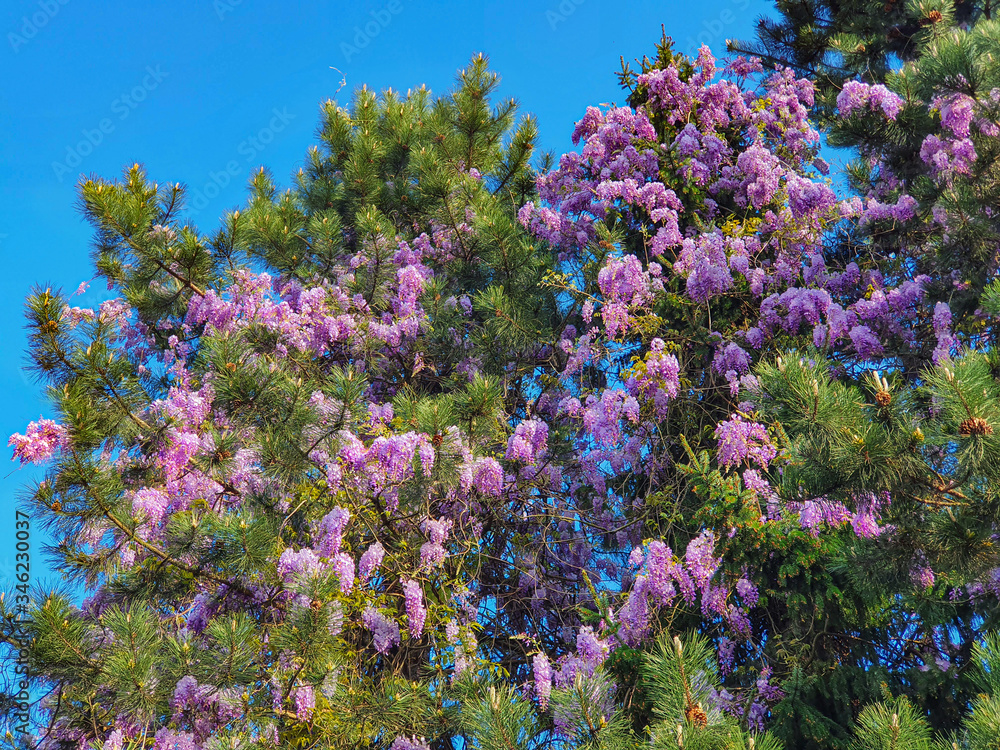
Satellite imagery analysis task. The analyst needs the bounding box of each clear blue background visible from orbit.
[0,0,769,591]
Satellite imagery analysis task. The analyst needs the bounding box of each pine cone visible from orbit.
[960,417,993,436]
[685,701,708,728]
[875,391,891,407]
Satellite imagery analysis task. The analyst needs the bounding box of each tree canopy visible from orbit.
[6,9,1000,750]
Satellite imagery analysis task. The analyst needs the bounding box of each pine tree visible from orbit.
[1,55,564,750]
[728,0,989,117]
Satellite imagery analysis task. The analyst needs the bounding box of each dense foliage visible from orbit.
[6,7,1000,750]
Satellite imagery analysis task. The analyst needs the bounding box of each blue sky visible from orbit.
[0,0,769,590]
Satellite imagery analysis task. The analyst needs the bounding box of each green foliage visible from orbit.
[850,697,933,750]
[641,634,783,750]
[454,681,540,750]
[729,0,990,119]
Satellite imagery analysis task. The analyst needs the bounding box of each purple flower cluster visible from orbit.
[851,491,889,539]
[152,729,198,750]
[911,564,935,590]
[390,738,430,750]
[932,301,956,364]
[597,255,654,338]
[685,531,720,589]
[674,233,734,301]
[419,517,452,570]
[533,651,553,708]
[8,418,69,464]
[466,455,504,496]
[277,548,324,583]
[718,637,736,676]
[620,532,753,644]
[362,606,401,654]
[505,418,549,464]
[624,339,681,419]
[581,388,641,448]
[715,416,777,470]
[402,578,426,639]
[921,133,977,178]
[836,80,905,120]
[331,552,355,594]
[797,498,851,536]
[359,541,385,582]
[313,506,350,557]
[293,684,315,720]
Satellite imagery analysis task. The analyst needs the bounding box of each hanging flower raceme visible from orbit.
[8,418,69,464]
[714,416,777,470]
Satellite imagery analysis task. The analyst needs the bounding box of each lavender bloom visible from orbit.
[848,325,884,359]
[736,577,759,607]
[932,301,956,364]
[390,737,431,750]
[171,675,205,715]
[576,626,610,666]
[718,637,735,676]
[798,498,850,536]
[277,548,324,583]
[911,565,935,590]
[712,342,751,377]
[851,490,888,538]
[471,456,503,496]
[685,531,719,589]
[186,592,218,634]
[624,339,681,419]
[132,488,170,526]
[152,729,198,750]
[736,142,783,209]
[402,579,426,639]
[332,552,355,594]
[505,418,549,464]
[358,541,385,582]
[619,576,651,645]
[756,666,785,701]
[936,93,976,137]
[533,651,553,708]
[313,506,350,557]
[851,510,882,538]
[362,606,401,654]
[837,80,904,120]
[8,418,69,464]
[715,416,777,470]
[419,517,452,570]
[292,684,316,720]
[645,540,680,604]
[747,701,768,732]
